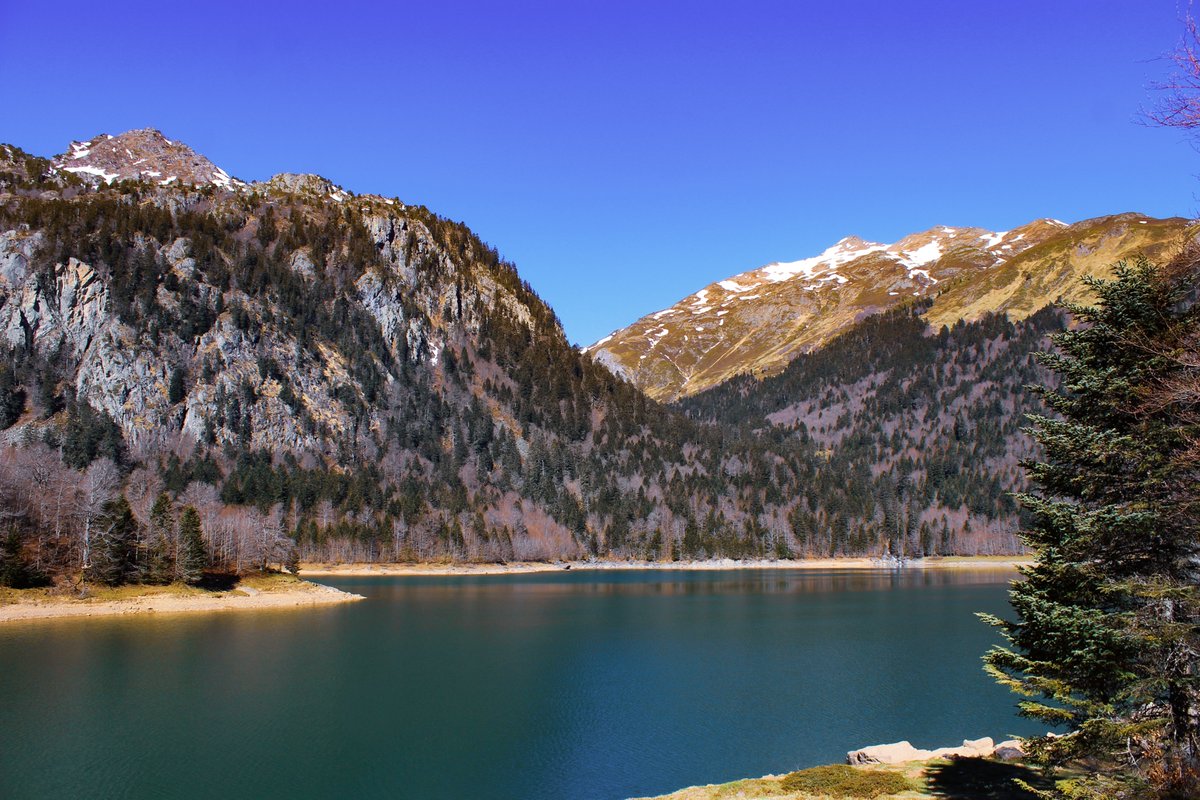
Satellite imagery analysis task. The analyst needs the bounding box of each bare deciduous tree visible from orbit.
[123,467,163,527]
[76,459,120,570]
[1146,10,1200,133]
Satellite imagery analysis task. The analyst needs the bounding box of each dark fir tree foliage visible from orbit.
[0,363,24,429]
[87,496,138,586]
[177,506,206,585]
[284,545,300,575]
[0,529,43,588]
[144,493,175,585]
[982,255,1200,799]
[168,366,185,405]
[59,401,126,469]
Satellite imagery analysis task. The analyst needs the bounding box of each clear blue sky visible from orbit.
[1,1,1196,344]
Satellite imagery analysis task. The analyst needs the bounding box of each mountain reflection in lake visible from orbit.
[0,568,1036,800]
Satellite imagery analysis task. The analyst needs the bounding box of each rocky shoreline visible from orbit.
[636,735,1030,799]
[847,736,1024,764]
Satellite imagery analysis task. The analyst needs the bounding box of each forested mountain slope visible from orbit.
[589,215,1189,401]
[0,129,1041,581]
[679,302,1069,555]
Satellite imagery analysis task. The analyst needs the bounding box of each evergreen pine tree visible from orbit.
[0,530,32,588]
[87,496,138,586]
[0,363,25,429]
[145,492,175,584]
[168,366,186,405]
[982,256,1200,798]
[284,544,301,576]
[177,506,207,585]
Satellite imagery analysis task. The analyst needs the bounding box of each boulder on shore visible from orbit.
[993,740,1025,761]
[848,736,1004,765]
[848,741,927,765]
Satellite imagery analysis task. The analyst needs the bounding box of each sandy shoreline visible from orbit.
[0,580,364,624]
[301,556,1030,577]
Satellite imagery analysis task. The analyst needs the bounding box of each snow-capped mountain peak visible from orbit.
[587,214,1189,401]
[50,128,246,189]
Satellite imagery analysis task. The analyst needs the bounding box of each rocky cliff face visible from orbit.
[588,215,1192,401]
[0,133,552,460]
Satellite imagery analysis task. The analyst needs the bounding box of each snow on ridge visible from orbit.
[63,165,119,183]
[981,231,1009,249]
[898,239,943,268]
[760,238,887,282]
[613,221,1045,351]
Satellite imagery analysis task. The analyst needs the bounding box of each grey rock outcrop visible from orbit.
[0,229,41,288]
[1,129,553,469]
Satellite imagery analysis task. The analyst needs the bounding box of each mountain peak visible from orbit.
[50,129,244,189]
[262,172,353,203]
[587,214,1190,401]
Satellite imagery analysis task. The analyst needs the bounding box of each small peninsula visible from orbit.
[0,572,362,623]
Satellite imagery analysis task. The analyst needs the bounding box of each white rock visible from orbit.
[849,736,999,765]
[848,741,928,765]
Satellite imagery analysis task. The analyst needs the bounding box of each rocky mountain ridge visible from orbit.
[49,128,246,190]
[588,214,1191,401]
[9,128,1008,567]
[1,137,530,459]
[0,127,1151,569]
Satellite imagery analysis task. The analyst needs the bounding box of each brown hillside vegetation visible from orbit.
[589,214,1190,401]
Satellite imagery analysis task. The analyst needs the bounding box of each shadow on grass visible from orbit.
[925,757,1055,799]
[196,572,239,591]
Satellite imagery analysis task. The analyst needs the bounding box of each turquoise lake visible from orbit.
[0,568,1042,799]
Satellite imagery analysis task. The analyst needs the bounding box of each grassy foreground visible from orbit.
[633,757,1056,800]
[0,570,301,605]
[0,571,363,622]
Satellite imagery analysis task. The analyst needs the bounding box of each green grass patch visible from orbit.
[779,765,913,798]
[711,778,781,798]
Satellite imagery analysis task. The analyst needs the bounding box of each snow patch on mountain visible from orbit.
[50,128,249,191]
[761,237,888,283]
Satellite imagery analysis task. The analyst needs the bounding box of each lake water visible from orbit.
[0,568,1040,799]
